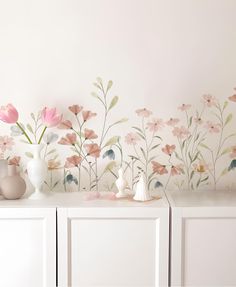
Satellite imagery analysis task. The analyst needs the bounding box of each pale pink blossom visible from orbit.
[166,118,180,127]
[65,155,82,168]
[205,121,221,133]
[172,126,190,139]
[0,136,14,152]
[41,107,62,127]
[58,133,77,145]
[194,117,204,125]
[202,94,217,107]
[82,110,97,122]
[0,104,19,124]
[162,144,176,156]
[152,161,168,175]
[125,133,141,145]
[178,104,191,111]
[135,108,152,118]
[84,129,98,140]
[69,105,83,115]
[84,143,101,158]
[146,118,164,132]
[58,120,73,129]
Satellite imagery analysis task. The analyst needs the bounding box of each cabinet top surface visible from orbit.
[0,191,169,208]
[166,190,236,207]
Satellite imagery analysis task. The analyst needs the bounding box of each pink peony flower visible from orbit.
[205,121,221,133]
[8,156,21,166]
[0,136,14,152]
[172,126,190,139]
[178,104,191,111]
[65,155,82,168]
[146,118,164,132]
[84,128,98,140]
[82,110,97,122]
[162,144,176,156]
[69,105,83,115]
[135,108,152,118]
[58,133,77,145]
[41,107,62,127]
[84,143,101,158]
[202,94,217,107]
[0,104,19,124]
[166,118,180,127]
[125,132,141,145]
[58,120,73,129]
[152,161,168,175]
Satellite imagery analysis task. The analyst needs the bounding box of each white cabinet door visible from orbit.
[58,207,169,287]
[0,208,56,287]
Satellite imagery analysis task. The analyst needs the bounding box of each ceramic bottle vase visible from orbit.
[133,174,153,202]
[1,165,26,200]
[0,159,8,199]
[27,144,48,199]
[115,168,129,198]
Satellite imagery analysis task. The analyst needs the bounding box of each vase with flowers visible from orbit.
[0,104,62,199]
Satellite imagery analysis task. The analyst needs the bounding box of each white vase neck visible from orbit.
[30,144,44,159]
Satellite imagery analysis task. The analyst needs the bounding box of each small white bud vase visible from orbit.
[133,174,152,202]
[27,144,48,199]
[115,168,128,198]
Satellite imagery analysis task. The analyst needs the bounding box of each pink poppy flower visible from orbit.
[178,104,191,111]
[170,165,182,176]
[0,104,19,124]
[125,133,141,145]
[65,155,82,168]
[205,121,221,133]
[202,94,217,107]
[84,128,98,140]
[172,126,190,139]
[58,120,73,130]
[58,133,77,145]
[152,161,168,175]
[48,159,61,170]
[0,136,14,152]
[8,156,21,166]
[166,118,180,127]
[228,88,236,102]
[146,118,164,132]
[69,105,83,115]
[84,143,101,158]
[82,110,97,122]
[135,108,152,118]
[41,107,62,127]
[230,146,236,158]
[194,117,204,125]
[162,144,176,156]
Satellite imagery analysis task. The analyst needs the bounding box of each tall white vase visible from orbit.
[27,144,48,199]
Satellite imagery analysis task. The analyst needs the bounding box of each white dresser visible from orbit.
[0,191,169,287]
[166,190,236,287]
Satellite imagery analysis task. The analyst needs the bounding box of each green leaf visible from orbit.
[224,113,233,126]
[223,101,228,110]
[190,170,194,180]
[96,77,103,85]
[25,152,33,158]
[192,152,199,163]
[91,92,105,106]
[201,176,209,183]
[93,82,102,90]
[150,144,160,151]
[104,136,120,147]
[30,113,35,121]
[137,132,145,140]
[104,161,117,173]
[108,96,118,110]
[47,149,57,156]
[220,147,231,156]
[132,126,144,135]
[174,152,183,161]
[26,124,33,134]
[199,143,212,151]
[221,167,229,176]
[112,118,128,125]
[106,80,113,92]
[189,116,193,127]
[140,147,146,160]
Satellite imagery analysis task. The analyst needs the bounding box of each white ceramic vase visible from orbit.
[115,168,129,198]
[27,144,48,199]
[133,174,153,202]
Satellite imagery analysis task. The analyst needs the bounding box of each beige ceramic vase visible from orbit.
[1,165,26,200]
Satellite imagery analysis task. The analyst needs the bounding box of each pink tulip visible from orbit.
[41,107,62,128]
[0,104,19,124]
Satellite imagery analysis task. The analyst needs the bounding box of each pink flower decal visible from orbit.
[41,107,62,127]
[170,165,182,176]
[152,161,168,175]
[202,94,217,107]
[84,129,98,140]
[178,104,191,111]
[58,133,77,145]
[0,136,14,152]
[8,156,21,166]
[58,120,73,129]
[228,88,236,102]
[162,144,176,156]
[146,118,164,132]
[135,108,152,118]
[194,117,204,125]
[69,105,83,115]
[84,143,101,158]
[205,121,221,133]
[82,110,97,122]
[172,126,190,139]
[125,132,141,145]
[166,118,180,126]
[65,155,83,168]
[0,104,19,124]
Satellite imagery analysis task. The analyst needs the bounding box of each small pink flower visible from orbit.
[172,126,190,139]
[41,107,62,127]
[125,133,141,145]
[69,105,83,115]
[178,104,191,111]
[146,118,164,132]
[84,129,98,140]
[162,144,176,156]
[230,146,236,158]
[58,120,73,129]
[65,155,82,168]
[135,108,152,118]
[152,161,168,175]
[205,121,221,133]
[166,118,180,127]
[48,159,61,170]
[84,143,101,158]
[228,88,236,102]
[194,117,204,125]
[82,110,97,122]
[8,156,21,166]
[0,104,19,124]
[202,94,217,107]
[0,136,14,152]
[170,165,182,176]
[58,133,77,145]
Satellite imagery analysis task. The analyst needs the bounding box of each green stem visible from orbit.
[38,126,47,144]
[16,122,33,144]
